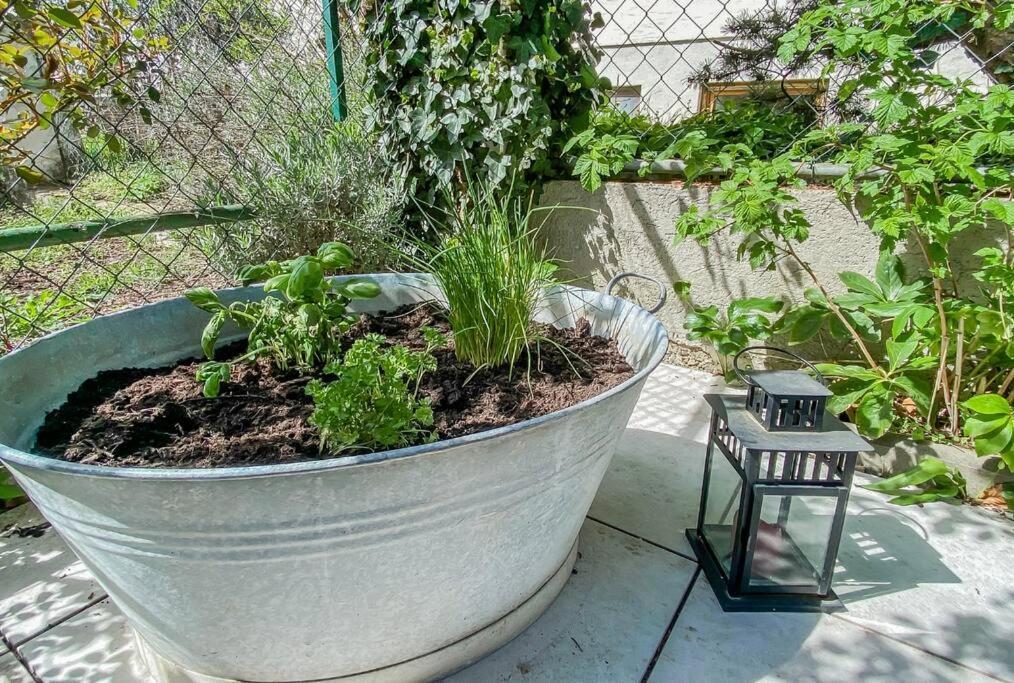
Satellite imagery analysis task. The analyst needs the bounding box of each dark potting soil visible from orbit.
[34,305,636,468]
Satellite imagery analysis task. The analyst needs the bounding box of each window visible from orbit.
[698,79,826,119]
[610,85,642,114]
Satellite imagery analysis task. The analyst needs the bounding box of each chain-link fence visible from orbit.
[2,0,1011,353]
[0,0,382,353]
[591,0,1010,158]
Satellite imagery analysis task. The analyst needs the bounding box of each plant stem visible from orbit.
[1001,369,1014,398]
[949,316,964,435]
[912,229,952,428]
[780,240,882,371]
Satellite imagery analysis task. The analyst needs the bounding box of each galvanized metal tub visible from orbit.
[0,274,668,682]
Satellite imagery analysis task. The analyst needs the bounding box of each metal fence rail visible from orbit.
[1,0,1010,353]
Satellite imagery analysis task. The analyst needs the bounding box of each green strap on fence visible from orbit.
[322,0,347,122]
[0,205,256,253]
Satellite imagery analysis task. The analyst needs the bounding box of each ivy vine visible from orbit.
[356,0,606,209]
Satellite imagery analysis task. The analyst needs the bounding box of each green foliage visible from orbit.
[204,119,404,271]
[564,101,813,192]
[962,394,1014,471]
[415,178,557,371]
[862,456,967,505]
[185,242,380,396]
[0,0,164,173]
[0,289,87,352]
[203,0,288,61]
[0,466,22,501]
[782,255,936,439]
[359,0,605,209]
[671,0,1014,496]
[306,334,437,454]
[150,0,288,62]
[674,281,783,377]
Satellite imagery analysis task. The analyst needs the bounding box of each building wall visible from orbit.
[591,0,993,122]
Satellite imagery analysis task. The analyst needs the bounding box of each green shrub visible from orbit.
[417,179,557,371]
[205,119,403,271]
[1,290,88,353]
[672,0,1013,507]
[564,100,813,192]
[672,281,783,378]
[359,0,606,211]
[306,334,437,454]
[185,242,380,396]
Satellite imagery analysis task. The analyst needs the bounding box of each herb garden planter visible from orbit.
[0,274,668,682]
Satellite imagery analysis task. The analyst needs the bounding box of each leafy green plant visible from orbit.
[673,281,783,377]
[563,128,638,193]
[670,0,1013,508]
[862,456,967,505]
[0,0,164,177]
[185,242,380,396]
[962,394,1014,471]
[415,180,558,372]
[306,334,437,454]
[0,289,88,353]
[564,100,813,192]
[359,0,605,210]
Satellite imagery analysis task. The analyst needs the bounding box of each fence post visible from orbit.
[322,0,347,121]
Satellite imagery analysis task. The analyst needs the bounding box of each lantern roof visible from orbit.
[705,394,873,453]
[745,370,833,398]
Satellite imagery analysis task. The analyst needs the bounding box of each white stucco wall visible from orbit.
[591,0,994,122]
[538,179,995,364]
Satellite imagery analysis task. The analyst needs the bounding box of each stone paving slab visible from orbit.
[13,519,695,683]
[0,502,105,647]
[648,579,997,683]
[447,520,697,682]
[0,645,34,683]
[588,428,705,558]
[625,364,722,444]
[833,488,1014,680]
[17,599,148,682]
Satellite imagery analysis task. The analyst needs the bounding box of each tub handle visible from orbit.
[604,272,667,314]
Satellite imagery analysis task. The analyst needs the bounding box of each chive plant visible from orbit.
[420,180,557,372]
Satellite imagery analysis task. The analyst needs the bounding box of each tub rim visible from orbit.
[0,279,668,482]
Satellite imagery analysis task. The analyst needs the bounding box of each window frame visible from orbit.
[697,79,828,117]
[609,84,643,114]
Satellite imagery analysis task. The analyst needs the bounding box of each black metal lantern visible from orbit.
[686,347,873,612]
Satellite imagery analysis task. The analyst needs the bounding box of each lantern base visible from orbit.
[685,529,846,613]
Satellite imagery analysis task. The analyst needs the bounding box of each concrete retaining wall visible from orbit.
[538,179,995,368]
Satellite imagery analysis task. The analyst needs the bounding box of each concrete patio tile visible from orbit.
[834,480,1014,681]
[446,519,696,682]
[648,579,995,683]
[627,364,723,444]
[0,503,105,646]
[588,428,705,558]
[0,647,35,683]
[17,599,150,682]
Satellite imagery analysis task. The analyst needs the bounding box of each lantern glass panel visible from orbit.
[747,491,838,590]
[702,450,743,577]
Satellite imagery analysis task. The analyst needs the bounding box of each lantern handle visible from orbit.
[732,345,826,386]
[604,272,667,314]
